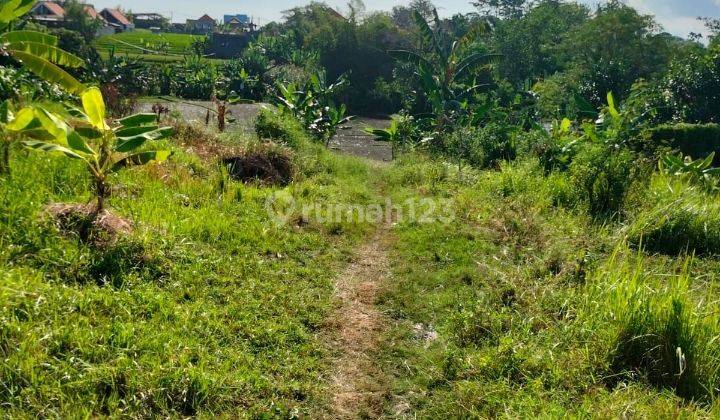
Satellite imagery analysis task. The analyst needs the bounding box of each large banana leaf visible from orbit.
[115,127,172,153]
[33,106,69,142]
[66,130,95,155]
[388,50,433,71]
[606,92,620,119]
[7,41,84,67]
[412,10,442,59]
[118,113,158,127]
[454,53,502,81]
[112,150,172,172]
[1,30,58,46]
[8,50,84,95]
[0,0,36,23]
[81,87,108,130]
[22,140,85,160]
[115,125,161,138]
[5,106,33,131]
[574,94,598,120]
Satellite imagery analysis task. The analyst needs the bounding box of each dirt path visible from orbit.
[329,226,392,418]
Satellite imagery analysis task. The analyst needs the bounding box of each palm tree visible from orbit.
[389,9,500,134]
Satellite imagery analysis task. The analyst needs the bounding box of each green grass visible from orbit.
[377,155,720,417]
[2,111,720,417]
[94,30,203,56]
[0,123,382,416]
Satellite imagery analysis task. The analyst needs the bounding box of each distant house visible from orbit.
[132,13,167,30]
[100,8,134,32]
[29,1,65,24]
[186,14,216,34]
[30,1,114,35]
[223,14,249,25]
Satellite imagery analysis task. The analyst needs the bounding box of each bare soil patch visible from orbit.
[45,203,132,244]
[329,227,392,418]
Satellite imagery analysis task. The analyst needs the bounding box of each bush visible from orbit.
[173,57,216,100]
[627,175,720,255]
[569,142,639,217]
[497,159,578,210]
[642,123,720,165]
[514,129,573,173]
[446,123,515,169]
[254,109,307,149]
[532,70,582,121]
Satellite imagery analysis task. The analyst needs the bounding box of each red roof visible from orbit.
[197,14,215,23]
[84,5,100,20]
[102,8,131,26]
[35,1,65,17]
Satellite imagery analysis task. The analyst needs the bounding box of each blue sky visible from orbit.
[90,0,719,39]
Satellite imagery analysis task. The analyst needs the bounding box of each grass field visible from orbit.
[1,111,719,417]
[377,156,720,417]
[93,30,204,62]
[0,118,380,416]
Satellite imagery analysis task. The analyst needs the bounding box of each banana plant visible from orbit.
[275,72,353,144]
[660,152,720,192]
[0,0,85,95]
[365,114,418,160]
[23,87,173,212]
[0,100,38,174]
[388,9,500,133]
[316,103,353,147]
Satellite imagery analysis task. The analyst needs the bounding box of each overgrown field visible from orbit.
[93,30,203,62]
[378,156,720,417]
[0,120,380,417]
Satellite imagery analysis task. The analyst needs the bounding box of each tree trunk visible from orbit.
[94,177,110,214]
[0,142,9,175]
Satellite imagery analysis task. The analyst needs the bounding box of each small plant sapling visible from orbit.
[24,87,173,213]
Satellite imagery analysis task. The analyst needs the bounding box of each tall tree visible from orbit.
[490,0,588,85]
[472,0,534,19]
[63,0,100,42]
[562,0,672,104]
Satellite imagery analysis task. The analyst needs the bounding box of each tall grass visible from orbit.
[627,174,720,255]
[582,250,720,403]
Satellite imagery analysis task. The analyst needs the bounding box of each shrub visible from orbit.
[497,159,578,209]
[173,57,217,100]
[254,109,307,149]
[642,123,720,164]
[569,142,639,216]
[627,175,720,255]
[532,70,582,121]
[514,129,574,173]
[446,123,515,169]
